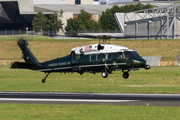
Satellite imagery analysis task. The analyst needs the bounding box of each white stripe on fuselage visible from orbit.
[36,63,126,72]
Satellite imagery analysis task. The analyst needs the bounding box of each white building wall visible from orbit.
[57,12,73,35]
[33,0,65,4]
[81,0,93,4]
[33,0,95,5]
[92,14,98,22]
[94,1,99,5]
[18,0,34,13]
[65,0,75,4]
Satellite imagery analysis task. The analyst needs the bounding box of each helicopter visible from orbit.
[10,36,150,83]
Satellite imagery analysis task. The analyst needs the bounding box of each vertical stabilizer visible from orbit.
[17,39,39,64]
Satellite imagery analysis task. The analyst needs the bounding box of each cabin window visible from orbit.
[96,54,102,61]
[90,55,95,62]
[117,52,124,59]
[107,54,112,60]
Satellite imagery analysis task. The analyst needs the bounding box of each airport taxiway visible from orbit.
[0,92,179,106]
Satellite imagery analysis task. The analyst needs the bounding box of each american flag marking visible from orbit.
[85,45,92,51]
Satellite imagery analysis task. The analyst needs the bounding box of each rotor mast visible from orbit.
[98,35,111,44]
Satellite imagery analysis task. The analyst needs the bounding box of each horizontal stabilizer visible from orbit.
[10,62,33,69]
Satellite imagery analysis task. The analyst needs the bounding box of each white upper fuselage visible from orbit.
[71,44,131,55]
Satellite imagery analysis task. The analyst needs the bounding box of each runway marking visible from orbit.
[0,98,139,102]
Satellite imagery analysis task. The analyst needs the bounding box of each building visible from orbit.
[0,0,112,33]
[136,0,179,1]
[114,3,180,39]
[0,0,179,35]
[33,0,100,5]
[110,0,180,7]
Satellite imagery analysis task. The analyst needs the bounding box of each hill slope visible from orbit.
[0,40,179,65]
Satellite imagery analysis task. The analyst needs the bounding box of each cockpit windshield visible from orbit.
[124,51,141,58]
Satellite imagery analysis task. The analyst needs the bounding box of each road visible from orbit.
[0,92,179,106]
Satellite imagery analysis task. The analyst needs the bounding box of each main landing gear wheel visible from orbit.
[123,72,129,79]
[102,71,108,78]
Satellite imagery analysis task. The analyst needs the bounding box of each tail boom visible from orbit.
[17,39,39,64]
[10,62,33,69]
[10,39,39,70]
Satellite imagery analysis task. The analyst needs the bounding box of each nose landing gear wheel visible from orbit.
[123,72,129,79]
[102,71,108,78]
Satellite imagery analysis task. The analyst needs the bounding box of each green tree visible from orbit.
[173,1,180,4]
[65,18,83,31]
[65,9,101,31]
[78,9,91,23]
[110,5,121,15]
[100,9,119,30]
[49,12,64,31]
[86,20,101,30]
[32,11,50,31]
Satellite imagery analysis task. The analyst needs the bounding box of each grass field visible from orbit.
[1,38,180,119]
[0,104,180,120]
[0,35,53,40]
[0,65,180,93]
[1,39,180,65]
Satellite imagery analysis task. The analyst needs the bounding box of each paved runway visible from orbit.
[0,92,180,106]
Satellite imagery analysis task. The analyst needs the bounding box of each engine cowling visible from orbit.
[97,44,104,50]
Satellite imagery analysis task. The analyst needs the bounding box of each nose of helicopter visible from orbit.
[140,58,150,70]
[134,58,146,67]
[141,58,146,65]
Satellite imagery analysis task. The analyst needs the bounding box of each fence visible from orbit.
[0,29,122,39]
[1,29,176,39]
[66,29,121,36]
[0,30,62,39]
[66,29,180,39]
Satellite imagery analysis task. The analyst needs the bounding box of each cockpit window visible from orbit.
[133,51,140,57]
[124,51,141,58]
[124,51,132,58]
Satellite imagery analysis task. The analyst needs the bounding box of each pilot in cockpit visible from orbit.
[118,52,124,59]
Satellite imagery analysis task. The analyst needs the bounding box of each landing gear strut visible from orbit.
[42,73,50,83]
